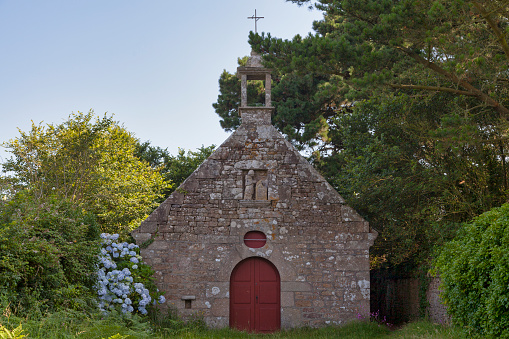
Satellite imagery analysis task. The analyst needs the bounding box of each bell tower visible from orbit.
[237,51,274,125]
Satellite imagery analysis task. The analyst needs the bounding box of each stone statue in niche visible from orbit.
[244,170,269,200]
[244,170,255,200]
[255,179,268,200]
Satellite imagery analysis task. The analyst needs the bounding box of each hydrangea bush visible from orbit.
[96,233,165,315]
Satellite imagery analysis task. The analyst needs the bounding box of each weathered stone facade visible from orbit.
[132,52,377,330]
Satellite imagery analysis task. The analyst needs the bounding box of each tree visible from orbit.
[214,54,336,153]
[323,93,509,266]
[135,142,215,200]
[1,111,168,235]
[213,0,509,267]
[244,0,509,153]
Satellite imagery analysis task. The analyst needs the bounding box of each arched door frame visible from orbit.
[229,256,281,332]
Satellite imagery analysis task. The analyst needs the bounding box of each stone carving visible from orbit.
[244,170,269,201]
[255,179,268,200]
[244,170,255,200]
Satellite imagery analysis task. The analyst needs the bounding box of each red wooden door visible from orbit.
[230,257,281,332]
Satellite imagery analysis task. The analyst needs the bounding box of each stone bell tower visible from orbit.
[237,51,274,126]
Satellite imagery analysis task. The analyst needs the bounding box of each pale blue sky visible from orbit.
[0,0,321,163]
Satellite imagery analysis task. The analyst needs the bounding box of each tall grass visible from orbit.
[0,310,467,339]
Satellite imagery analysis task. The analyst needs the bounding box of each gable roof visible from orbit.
[134,107,372,236]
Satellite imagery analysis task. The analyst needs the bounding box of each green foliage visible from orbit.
[2,111,168,235]
[389,320,467,338]
[96,233,165,315]
[317,94,508,266]
[0,314,468,338]
[0,191,100,316]
[0,324,27,339]
[213,0,509,270]
[434,203,509,338]
[0,309,152,339]
[104,335,128,339]
[243,0,509,155]
[418,269,432,319]
[135,142,215,200]
[213,54,334,152]
[148,306,207,337]
[160,146,215,190]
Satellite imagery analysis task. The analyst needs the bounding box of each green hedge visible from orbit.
[435,203,509,337]
[0,192,100,316]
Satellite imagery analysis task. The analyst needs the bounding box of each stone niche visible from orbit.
[242,169,268,201]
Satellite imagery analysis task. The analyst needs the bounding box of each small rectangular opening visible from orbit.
[181,295,195,309]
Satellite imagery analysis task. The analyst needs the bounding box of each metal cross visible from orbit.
[248,9,264,33]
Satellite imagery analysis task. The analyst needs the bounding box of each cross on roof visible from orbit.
[248,9,264,34]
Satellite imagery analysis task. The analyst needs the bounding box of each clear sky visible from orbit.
[0,0,322,163]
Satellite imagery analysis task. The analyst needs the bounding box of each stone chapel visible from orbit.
[132,51,377,332]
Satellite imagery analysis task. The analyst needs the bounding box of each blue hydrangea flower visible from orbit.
[95,233,164,315]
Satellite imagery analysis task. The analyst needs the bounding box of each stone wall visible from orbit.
[132,107,377,329]
[426,276,450,324]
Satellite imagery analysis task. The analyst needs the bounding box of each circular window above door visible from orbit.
[243,231,267,248]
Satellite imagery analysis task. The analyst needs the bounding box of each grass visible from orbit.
[0,311,469,339]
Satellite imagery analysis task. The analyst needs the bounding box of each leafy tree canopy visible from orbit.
[214,0,509,267]
[135,143,215,200]
[1,111,169,235]
[326,93,509,266]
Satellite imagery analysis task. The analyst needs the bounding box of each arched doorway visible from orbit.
[229,257,281,332]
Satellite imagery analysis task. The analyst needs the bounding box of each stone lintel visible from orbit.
[237,66,272,80]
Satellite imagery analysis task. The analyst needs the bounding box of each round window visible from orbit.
[243,231,267,248]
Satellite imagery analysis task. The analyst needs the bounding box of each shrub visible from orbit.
[96,233,165,315]
[434,203,509,337]
[0,192,100,316]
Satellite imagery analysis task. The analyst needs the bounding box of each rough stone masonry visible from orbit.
[132,51,377,329]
